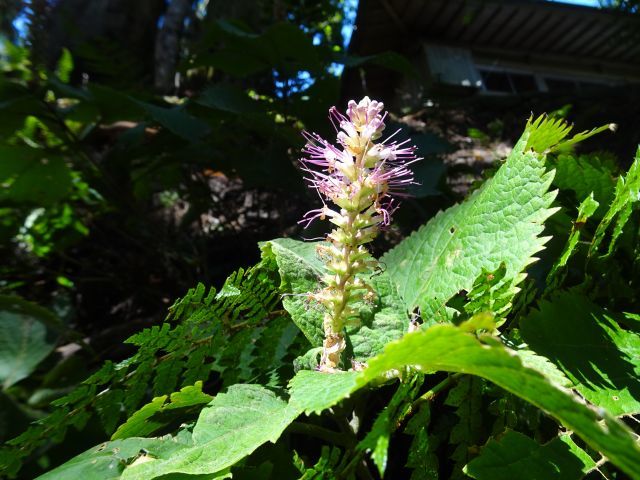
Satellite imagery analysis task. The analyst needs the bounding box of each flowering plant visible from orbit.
[7,100,639,480]
[299,97,419,370]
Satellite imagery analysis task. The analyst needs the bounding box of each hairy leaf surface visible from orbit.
[121,385,298,479]
[37,437,209,480]
[261,238,409,359]
[464,431,595,480]
[382,119,559,322]
[521,291,640,416]
[288,370,359,415]
[358,326,640,478]
[260,238,325,345]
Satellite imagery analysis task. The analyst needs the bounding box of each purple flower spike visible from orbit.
[300,97,419,230]
[296,97,420,372]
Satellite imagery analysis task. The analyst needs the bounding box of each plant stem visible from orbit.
[288,421,354,448]
[415,373,461,405]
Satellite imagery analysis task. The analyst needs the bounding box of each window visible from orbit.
[478,69,538,94]
[544,78,577,94]
[480,70,512,93]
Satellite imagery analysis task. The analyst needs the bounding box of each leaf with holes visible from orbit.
[382,117,563,323]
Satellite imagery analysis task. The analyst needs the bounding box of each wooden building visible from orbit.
[345,0,640,106]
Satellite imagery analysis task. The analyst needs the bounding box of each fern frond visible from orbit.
[0,260,300,478]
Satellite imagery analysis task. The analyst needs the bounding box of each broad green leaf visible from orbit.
[0,296,60,389]
[382,119,558,323]
[261,238,409,359]
[514,349,573,389]
[260,238,325,345]
[546,193,599,288]
[112,382,212,440]
[0,147,72,206]
[358,326,640,478]
[121,385,298,479]
[288,370,359,415]
[464,431,595,480]
[37,437,203,480]
[137,101,210,142]
[590,147,640,257]
[196,84,265,114]
[521,291,640,416]
[348,272,409,360]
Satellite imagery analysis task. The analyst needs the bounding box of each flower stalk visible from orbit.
[299,97,419,371]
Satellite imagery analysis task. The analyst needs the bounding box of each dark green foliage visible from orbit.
[0,260,302,477]
[445,377,483,478]
[465,431,595,480]
[404,403,439,480]
[2,7,640,476]
[4,114,639,480]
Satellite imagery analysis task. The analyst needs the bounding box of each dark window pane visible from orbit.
[545,78,576,94]
[510,73,537,93]
[480,70,512,93]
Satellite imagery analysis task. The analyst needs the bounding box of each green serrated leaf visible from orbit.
[552,124,615,153]
[590,147,640,257]
[358,377,421,477]
[261,238,409,359]
[404,403,439,480]
[260,238,325,345]
[464,431,595,480]
[36,437,196,480]
[524,115,574,154]
[446,376,483,478]
[288,370,359,415]
[521,291,640,416]
[120,385,299,479]
[553,154,615,217]
[95,389,125,435]
[349,271,409,360]
[382,122,558,323]
[546,193,599,288]
[357,325,640,478]
[514,349,573,389]
[295,445,341,479]
[112,382,212,440]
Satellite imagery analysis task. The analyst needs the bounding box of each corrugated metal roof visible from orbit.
[347,0,640,96]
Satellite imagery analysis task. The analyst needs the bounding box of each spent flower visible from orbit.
[299,97,420,371]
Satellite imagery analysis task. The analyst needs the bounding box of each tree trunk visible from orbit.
[154,0,192,93]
